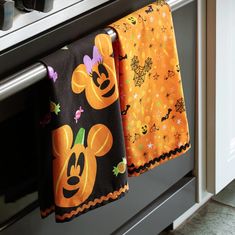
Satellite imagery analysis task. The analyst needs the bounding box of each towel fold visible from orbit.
[38,29,128,222]
[110,1,190,176]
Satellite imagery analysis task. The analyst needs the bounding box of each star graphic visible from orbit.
[177,119,181,125]
[161,26,167,32]
[174,133,181,139]
[125,133,132,141]
[147,143,154,149]
[153,73,160,80]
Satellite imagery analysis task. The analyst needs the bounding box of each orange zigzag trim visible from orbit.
[41,205,55,217]
[56,184,129,221]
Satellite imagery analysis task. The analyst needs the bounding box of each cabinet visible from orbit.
[207,0,235,194]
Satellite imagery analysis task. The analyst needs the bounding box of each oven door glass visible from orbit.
[0,85,40,229]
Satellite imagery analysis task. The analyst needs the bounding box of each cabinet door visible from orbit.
[207,0,235,194]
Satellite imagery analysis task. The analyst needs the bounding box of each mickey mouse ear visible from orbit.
[87,124,113,157]
[83,55,93,74]
[74,128,85,145]
[92,46,102,64]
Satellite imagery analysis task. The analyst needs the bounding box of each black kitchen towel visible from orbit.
[38,29,128,222]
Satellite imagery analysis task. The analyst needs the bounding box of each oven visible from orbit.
[0,0,197,234]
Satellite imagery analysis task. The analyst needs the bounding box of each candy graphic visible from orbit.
[50,101,61,115]
[48,66,58,83]
[113,158,127,176]
[74,106,84,123]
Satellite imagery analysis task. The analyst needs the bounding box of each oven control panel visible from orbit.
[0,0,111,51]
[0,0,14,31]
[15,0,54,13]
[0,0,54,31]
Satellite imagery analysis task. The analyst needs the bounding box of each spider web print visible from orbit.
[131,56,153,87]
[175,98,186,113]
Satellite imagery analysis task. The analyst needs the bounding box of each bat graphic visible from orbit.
[121,104,131,115]
[161,108,172,122]
[145,5,154,14]
[176,64,180,72]
[119,54,128,61]
[164,70,175,80]
[138,14,147,23]
[150,123,159,132]
[132,133,141,143]
[123,23,131,32]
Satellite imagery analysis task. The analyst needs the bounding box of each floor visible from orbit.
[160,180,235,235]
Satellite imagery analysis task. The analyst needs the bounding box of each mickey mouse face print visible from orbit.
[71,34,119,110]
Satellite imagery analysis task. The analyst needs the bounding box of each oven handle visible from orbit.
[0,0,194,101]
[0,63,47,100]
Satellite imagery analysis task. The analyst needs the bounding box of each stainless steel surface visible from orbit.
[0,0,14,31]
[105,27,116,41]
[0,200,38,232]
[168,0,194,11]
[0,0,194,101]
[0,0,111,51]
[15,0,54,12]
[0,63,46,100]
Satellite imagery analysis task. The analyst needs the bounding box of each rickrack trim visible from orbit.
[56,184,129,221]
[128,142,190,175]
[41,205,55,218]
[40,184,129,221]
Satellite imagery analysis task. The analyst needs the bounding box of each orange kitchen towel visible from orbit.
[110,1,190,176]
